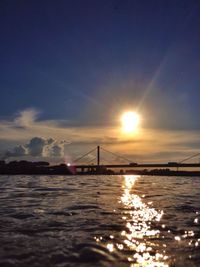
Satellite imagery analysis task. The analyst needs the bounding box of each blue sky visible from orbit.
[1,0,200,162]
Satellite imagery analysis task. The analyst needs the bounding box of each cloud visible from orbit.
[46,140,68,157]
[14,109,40,129]
[27,137,47,156]
[3,137,67,160]
[50,144,63,157]
[4,145,27,159]
[0,108,79,141]
[1,108,200,163]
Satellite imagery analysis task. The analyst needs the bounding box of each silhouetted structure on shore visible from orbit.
[1,160,200,176]
[1,146,200,176]
[0,160,72,175]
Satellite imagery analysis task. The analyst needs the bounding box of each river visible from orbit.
[0,175,200,266]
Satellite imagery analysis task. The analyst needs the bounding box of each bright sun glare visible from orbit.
[121,111,140,133]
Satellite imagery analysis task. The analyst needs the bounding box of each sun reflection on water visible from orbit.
[93,175,200,265]
[95,175,169,266]
[119,175,168,266]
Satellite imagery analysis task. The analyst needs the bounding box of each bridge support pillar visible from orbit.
[97,146,100,166]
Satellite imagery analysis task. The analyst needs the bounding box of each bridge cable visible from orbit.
[179,152,200,164]
[101,147,132,163]
[85,157,97,164]
[85,155,112,165]
[73,147,97,163]
[98,155,113,165]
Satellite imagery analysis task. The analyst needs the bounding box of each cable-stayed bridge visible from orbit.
[70,146,200,173]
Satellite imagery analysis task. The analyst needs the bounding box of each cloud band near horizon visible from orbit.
[0,108,199,163]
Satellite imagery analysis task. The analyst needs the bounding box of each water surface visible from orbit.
[0,175,200,266]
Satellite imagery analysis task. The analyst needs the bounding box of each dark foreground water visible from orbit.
[0,175,200,267]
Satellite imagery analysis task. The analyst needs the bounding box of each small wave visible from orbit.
[175,204,197,213]
[73,243,118,263]
[99,223,124,231]
[67,204,101,210]
[48,211,78,216]
[33,187,78,192]
[9,213,35,220]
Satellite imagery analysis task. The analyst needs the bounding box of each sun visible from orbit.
[121,111,140,133]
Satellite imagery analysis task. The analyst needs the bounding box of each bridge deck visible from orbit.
[74,163,200,168]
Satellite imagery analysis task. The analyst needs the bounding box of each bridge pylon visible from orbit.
[97,146,100,166]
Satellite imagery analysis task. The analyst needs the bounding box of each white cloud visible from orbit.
[14,108,40,128]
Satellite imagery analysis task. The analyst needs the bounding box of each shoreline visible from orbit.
[1,160,200,176]
[0,171,200,177]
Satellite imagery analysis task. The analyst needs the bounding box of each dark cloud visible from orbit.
[27,137,46,157]
[2,137,67,160]
[47,138,55,145]
[4,145,27,159]
[50,145,63,157]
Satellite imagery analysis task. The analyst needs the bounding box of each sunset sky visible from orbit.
[1,0,200,163]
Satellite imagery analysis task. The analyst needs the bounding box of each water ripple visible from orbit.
[0,175,200,266]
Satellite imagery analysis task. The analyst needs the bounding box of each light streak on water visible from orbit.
[92,175,200,266]
[119,175,168,266]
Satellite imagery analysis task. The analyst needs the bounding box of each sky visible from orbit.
[0,0,200,163]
